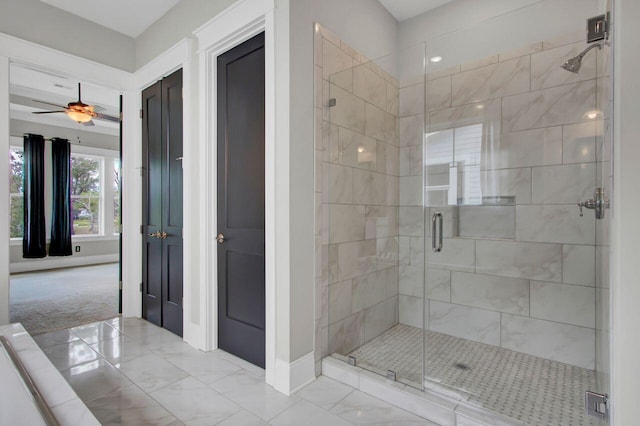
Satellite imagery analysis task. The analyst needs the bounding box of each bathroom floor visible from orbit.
[347,324,601,426]
[35,317,436,425]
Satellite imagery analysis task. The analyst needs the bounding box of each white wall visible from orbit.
[612,0,640,423]
[289,0,398,361]
[135,0,236,69]
[0,0,135,71]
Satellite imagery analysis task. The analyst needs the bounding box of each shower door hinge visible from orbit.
[328,98,337,107]
[139,109,143,119]
[585,391,608,419]
[119,281,123,290]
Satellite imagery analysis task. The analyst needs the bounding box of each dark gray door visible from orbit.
[142,69,183,337]
[217,33,266,368]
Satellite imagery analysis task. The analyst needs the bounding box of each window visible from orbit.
[9,147,24,239]
[113,159,121,235]
[71,153,103,236]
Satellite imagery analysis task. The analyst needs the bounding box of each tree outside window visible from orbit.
[113,159,121,234]
[71,154,102,235]
[9,148,24,238]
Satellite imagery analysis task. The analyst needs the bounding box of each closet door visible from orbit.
[142,69,183,336]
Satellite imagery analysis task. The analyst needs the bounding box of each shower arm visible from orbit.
[576,42,603,60]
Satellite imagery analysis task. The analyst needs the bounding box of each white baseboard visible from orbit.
[10,254,119,274]
[273,351,316,395]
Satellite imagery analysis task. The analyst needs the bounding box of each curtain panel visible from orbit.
[49,138,72,256]
[22,133,46,258]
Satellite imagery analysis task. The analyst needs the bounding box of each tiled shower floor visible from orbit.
[346,324,602,426]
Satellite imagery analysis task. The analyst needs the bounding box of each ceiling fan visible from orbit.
[32,83,120,126]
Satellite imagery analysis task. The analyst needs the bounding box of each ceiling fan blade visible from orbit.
[91,105,106,112]
[32,110,65,114]
[32,99,67,108]
[94,112,121,123]
[81,120,95,127]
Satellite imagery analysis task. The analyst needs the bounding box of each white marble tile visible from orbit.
[460,54,499,72]
[502,80,596,132]
[217,409,268,426]
[531,163,596,204]
[430,100,502,134]
[210,370,299,421]
[365,103,397,144]
[530,281,595,328]
[563,121,597,164]
[501,314,595,369]
[452,56,530,106]
[476,240,562,282]
[329,204,365,244]
[426,64,461,81]
[52,398,101,426]
[61,359,133,403]
[352,169,388,205]
[399,295,424,329]
[399,83,424,117]
[542,30,584,50]
[451,272,530,315]
[353,64,387,111]
[42,340,99,371]
[296,376,354,411]
[380,142,399,175]
[563,244,595,286]
[331,240,377,282]
[337,126,377,171]
[399,207,424,236]
[150,376,240,425]
[531,42,597,90]
[399,236,425,297]
[426,268,451,302]
[458,205,515,239]
[86,384,177,426]
[271,399,353,426]
[483,127,562,170]
[165,351,242,385]
[365,206,398,239]
[364,297,398,342]
[33,329,80,349]
[429,301,501,346]
[329,280,353,324]
[595,245,610,289]
[499,42,543,61]
[596,288,610,332]
[30,361,78,408]
[116,353,190,392]
[329,83,365,134]
[399,114,424,147]
[352,269,394,314]
[323,40,353,80]
[326,163,353,204]
[426,76,452,112]
[426,238,475,273]
[516,204,595,245]
[387,82,399,116]
[399,144,423,177]
[328,312,365,355]
[330,390,430,425]
[480,167,532,204]
[376,237,399,269]
[399,175,423,207]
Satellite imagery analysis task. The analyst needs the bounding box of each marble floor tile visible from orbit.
[51,398,101,426]
[42,340,99,371]
[165,351,242,384]
[61,359,133,403]
[216,409,269,426]
[271,399,353,426]
[115,353,190,392]
[296,375,354,410]
[150,376,240,425]
[330,390,432,424]
[90,335,151,364]
[72,322,120,345]
[209,369,299,421]
[33,329,80,349]
[86,385,177,426]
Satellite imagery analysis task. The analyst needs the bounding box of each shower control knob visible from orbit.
[578,188,609,219]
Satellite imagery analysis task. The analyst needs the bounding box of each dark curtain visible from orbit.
[23,133,46,258]
[49,138,72,256]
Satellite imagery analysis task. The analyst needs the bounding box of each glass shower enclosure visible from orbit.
[317,1,611,424]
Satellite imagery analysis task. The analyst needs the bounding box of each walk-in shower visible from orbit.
[315,2,612,425]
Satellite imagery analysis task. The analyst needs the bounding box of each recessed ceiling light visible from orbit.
[430,56,443,63]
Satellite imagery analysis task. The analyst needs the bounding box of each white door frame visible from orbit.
[0,33,133,325]
[193,0,277,387]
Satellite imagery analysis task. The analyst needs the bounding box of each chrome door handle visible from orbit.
[216,233,225,244]
[149,231,161,239]
[432,211,443,253]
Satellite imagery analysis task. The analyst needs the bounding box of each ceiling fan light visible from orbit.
[66,110,92,123]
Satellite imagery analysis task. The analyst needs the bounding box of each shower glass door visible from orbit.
[322,34,427,389]
[420,2,611,425]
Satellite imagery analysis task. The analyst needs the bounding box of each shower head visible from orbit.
[561,42,602,74]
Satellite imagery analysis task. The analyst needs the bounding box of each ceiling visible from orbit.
[39,0,181,38]
[10,63,120,138]
[378,0,453,22]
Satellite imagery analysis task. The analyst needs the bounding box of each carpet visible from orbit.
[10,263,120,335]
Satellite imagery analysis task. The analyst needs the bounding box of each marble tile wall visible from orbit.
[397,34,607,370]
[314,25,400,375]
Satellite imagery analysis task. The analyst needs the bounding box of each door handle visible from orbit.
[160,232,168,240]
[432,211,443,253]
[149,231,161,239]
[216,233,225,244]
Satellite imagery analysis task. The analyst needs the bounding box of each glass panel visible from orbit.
[113,159,121,234]
[9,148,24,238]
[421,2,611,424]
[71,154,102,236]
[321,25,426,389]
